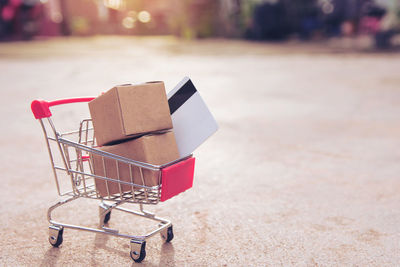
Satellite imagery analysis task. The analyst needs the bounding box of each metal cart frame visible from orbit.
[31,97,195,262]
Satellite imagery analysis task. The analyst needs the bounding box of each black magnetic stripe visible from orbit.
[168,79,197,114]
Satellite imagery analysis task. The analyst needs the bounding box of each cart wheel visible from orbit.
[130,240,146,263]
[103,211,111,224]
[161,226,174,243]
[49,225,64,247]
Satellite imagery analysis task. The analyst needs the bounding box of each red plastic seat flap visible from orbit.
[160,157,195,202]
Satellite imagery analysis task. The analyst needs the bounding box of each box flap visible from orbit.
[118,82,172,135]
[89,87,125,146]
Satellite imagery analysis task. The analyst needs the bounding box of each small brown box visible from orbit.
[91,131,179,197]
[89,82,173,146]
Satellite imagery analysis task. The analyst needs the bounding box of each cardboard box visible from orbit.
[89,82,173,146]
[91,131,179,197]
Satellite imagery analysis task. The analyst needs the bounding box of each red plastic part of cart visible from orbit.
[31,97,95,119]
[160,157,195,202]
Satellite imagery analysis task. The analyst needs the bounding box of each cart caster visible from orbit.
[160,224,174,242]
[130,240,146,263]
[99,203,112,225]
[103,211,111,224]
[49,225,64,247]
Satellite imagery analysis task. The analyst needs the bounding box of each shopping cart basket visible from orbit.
[31,97,195,262]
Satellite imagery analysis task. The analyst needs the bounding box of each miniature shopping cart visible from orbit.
[31,97,195,263]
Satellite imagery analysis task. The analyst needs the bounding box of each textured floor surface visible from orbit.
[0,36,399,266]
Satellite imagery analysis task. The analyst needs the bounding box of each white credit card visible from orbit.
[168,77,218,157]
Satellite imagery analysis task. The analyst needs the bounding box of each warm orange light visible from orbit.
[50,12,63,23]
[103,0,125,10]
[138,11,151,23]
[122,17,135,29]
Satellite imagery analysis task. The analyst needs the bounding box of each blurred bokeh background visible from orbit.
[0,0,400,49]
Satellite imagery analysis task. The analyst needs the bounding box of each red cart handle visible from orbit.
[31,97,95,119]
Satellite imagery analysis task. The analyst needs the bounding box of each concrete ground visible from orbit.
[0,36,399,266]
